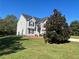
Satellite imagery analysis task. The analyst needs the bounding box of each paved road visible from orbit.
[69,38,79,42]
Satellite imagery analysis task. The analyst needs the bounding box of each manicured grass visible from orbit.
[71,36,79,39]
[0,38,79,59]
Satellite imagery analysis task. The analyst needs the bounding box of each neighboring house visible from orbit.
[17,14,47,37]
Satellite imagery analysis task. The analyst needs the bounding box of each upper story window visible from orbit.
[29,20,34,26]
[43,24,46,28]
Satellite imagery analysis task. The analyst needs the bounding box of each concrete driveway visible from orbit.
[69,38,79,42]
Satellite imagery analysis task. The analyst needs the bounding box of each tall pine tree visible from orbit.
[45,9,71,43]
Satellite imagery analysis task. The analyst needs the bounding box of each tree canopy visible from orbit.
[0,15,17,35]
[70,20,79,36]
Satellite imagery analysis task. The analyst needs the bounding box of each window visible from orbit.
[29,21,34,26]
[43,24,46,28]
[28,29,34,34]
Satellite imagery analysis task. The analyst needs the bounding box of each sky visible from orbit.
[0,0,79,24]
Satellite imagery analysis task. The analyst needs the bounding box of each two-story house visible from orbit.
[17,14,47,37]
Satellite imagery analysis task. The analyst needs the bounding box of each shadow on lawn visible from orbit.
[48,40,70,44]
[0,36,25,56]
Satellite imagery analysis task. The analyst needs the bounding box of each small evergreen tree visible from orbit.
[45,9,71,43]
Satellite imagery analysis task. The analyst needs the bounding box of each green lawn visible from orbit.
[0,38,79,59]
[71,36,79,39]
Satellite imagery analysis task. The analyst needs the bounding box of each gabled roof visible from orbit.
[37,17,48,24]
[22,14,47,24]
[22,14,37,21]
[22,14,32,20]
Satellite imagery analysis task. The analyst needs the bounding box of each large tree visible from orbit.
[70,20,79,36]
[45,9,71,43]
[4,15,17,35]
